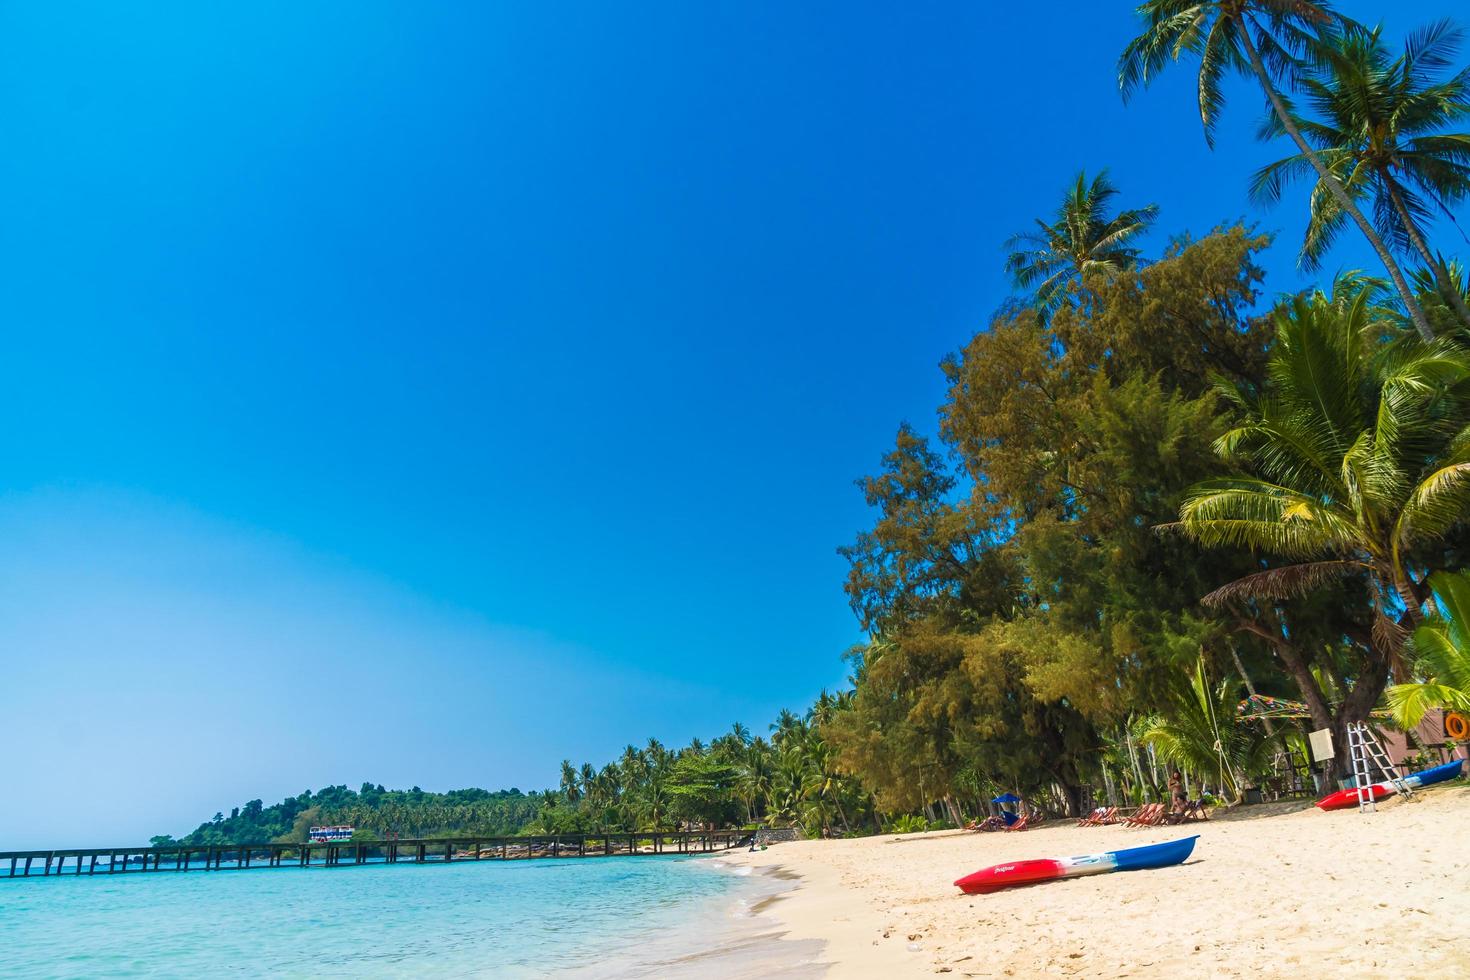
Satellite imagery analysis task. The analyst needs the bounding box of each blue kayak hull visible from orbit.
[1111,835,1198,872]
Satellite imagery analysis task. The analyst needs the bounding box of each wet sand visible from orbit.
[577,862,827,979]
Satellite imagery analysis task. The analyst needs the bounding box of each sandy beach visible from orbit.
[723,785,1470,978]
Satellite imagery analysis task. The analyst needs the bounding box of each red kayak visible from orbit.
[1315,759,1463,811]
[954,836,1197,895]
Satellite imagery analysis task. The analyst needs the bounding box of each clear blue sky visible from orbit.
[1,1,1462,848]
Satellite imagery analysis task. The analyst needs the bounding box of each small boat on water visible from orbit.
[954,835,1197,895]
[1314,759,1464,811]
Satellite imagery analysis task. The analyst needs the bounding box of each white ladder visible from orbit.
[1346,722,1410,813]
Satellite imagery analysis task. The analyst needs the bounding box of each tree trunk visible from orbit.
[1239,20,1434,341]
[1124,723,1148,801]
[1227,642,1275,737]
[1385,178,1470,331]
[1271,642,1333,733]
[1326,653,1394,784]
[1101,764,1119,807]
[1057,780,1084,818]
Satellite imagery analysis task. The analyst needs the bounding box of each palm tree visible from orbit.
[1140,659,1274,802]
[1003,169,1158,313]
[799,740,851,833]
[633,779,671,830]
[1119,1,1437,340]
[737,739,775,824]
[559,760,581,804]
[1414,261,1470,339]
[1252,20,1470,330]
[1171,283,1470,764]
[770,708,807,747]
[1385,569,1470,728]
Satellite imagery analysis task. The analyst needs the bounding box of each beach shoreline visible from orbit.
[723,785,1470,978]
[580,859,827,979]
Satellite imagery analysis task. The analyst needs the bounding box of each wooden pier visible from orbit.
[1,830,752,880]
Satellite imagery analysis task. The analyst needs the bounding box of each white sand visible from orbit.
[721,785,1470,978]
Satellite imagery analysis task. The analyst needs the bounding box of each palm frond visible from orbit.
[1200,558,1368,607]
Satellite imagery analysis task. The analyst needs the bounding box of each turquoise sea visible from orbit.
[0,856,818,978]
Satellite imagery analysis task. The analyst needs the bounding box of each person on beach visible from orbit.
[1168,770,1186,816]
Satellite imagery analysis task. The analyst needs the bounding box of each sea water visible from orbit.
[0,856,817,978]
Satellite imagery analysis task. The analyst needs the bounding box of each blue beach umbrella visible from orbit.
[991,793,1021,804]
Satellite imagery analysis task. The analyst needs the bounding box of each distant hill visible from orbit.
[151,783,544,846]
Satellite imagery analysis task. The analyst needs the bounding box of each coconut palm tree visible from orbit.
[1175,284,1470,620]
[1385,569,1470,728]
[1170,283,1470,766]
[1252,20,1470,330]
[799,740,851,833]
[559,760,581,803]
[1414,261,1470,340]
[632,779,671,830]
[1003,169,1158,314]
[770,708,808,748]
[737,738,775,823]
[1119,1,1437,340]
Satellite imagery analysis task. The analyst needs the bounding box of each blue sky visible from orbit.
[1,1,1463,848]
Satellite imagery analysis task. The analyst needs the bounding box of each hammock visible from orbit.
[1236,694,1392,721]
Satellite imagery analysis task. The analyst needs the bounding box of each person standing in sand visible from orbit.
[1168,770,1186,816]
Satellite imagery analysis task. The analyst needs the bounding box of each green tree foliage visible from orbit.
[1140,659,1277,801]
[1252,20,1470,330]
[1119,0,1437,338]
[827,228,1285,817]
[1174,283,1470,774]
[1386,569,1470,727]
[165,785,543,846]
[1004,170,1158,314]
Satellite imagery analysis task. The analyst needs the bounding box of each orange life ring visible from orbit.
[1445,712,1470,741]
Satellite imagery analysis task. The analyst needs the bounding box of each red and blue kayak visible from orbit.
[1314,759,1464,811]
[954,835,1197,895]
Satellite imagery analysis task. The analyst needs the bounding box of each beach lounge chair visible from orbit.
[1122,803,1163,828]
[1078,806,1117,827]
[1003,814,1030,832]
[967,815,1007,832]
